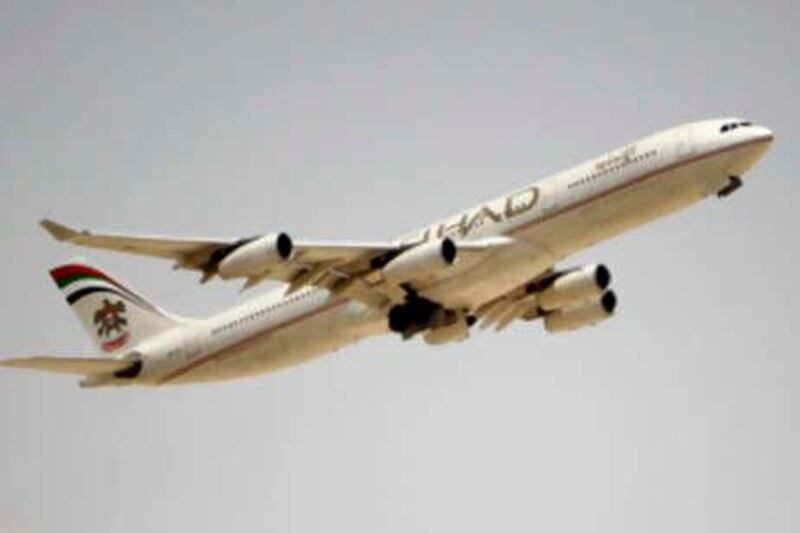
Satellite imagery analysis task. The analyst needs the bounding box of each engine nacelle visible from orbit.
[537,264,611,311]
[544,291,617,333]
[218,233,293,279]
[382,238,457,284]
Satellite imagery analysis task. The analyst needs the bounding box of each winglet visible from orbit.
[40,219,79,242]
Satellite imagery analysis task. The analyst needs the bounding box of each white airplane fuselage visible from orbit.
[124,118,773,386]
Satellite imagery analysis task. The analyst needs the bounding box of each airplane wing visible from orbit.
[41,219,514,309]
[475,268,554,331]
[0,356,136,375]
[42,218,393,273]
[40,219,401,306]
[41,219,241,270]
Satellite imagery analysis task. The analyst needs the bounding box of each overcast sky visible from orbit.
[1,2,799,532]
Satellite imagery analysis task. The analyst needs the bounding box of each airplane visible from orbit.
[0,117,774,387]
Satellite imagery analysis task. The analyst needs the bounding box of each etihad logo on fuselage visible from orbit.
[410,185,540,244]
[595,144,657,175]
[596,145,638,172]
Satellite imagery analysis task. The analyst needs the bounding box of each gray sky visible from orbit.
[1,2,798,532]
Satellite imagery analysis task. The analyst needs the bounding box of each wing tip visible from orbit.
[40,218,78,241]
[0,358,21,369]
[0,356,136,376]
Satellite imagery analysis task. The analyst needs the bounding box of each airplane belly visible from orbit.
[164,300,385,384]
[244,301,386,376]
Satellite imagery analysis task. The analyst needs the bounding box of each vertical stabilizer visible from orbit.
[49,261,184,355]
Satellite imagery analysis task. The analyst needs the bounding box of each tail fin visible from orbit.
[49,261,184,355]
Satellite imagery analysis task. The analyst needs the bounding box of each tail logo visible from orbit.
[94,299,130,352]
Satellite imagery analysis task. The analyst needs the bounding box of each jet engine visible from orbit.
[382,238,458,284]
[537,264,611,311]
[217,233,294,279]
[544,291,617,333]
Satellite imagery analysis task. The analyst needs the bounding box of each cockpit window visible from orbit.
[720,121,753,134]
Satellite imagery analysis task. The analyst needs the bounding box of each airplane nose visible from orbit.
[754,126,774,143]
[727,124,774,177]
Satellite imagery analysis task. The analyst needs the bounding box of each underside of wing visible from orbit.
[0,356,137,375]
[476,270,551,331]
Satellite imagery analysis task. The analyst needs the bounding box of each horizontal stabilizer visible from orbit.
[0,356,135,375]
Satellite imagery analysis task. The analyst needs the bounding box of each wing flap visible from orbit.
[292,240,397,263]
[0,356,135,375]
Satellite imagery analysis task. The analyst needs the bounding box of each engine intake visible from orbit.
[218,233,293,279]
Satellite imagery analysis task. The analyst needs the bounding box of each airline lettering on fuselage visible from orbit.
[595,145,648,174]
[413,185,539,243]
[597,145,635,170]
